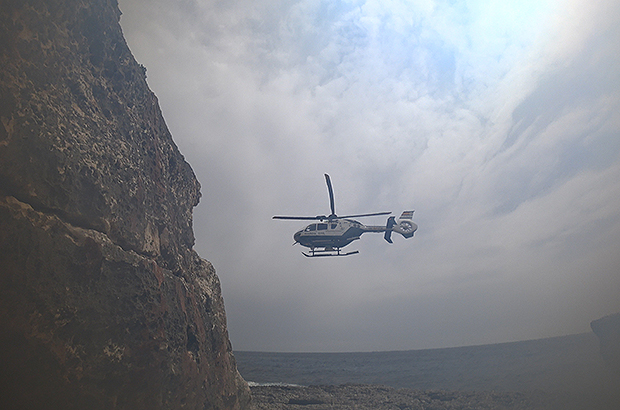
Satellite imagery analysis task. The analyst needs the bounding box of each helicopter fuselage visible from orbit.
[293,218,386,250]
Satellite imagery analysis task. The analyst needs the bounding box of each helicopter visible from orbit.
[273,174,418,257]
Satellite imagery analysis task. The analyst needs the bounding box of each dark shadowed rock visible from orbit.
[592,313,620,377]
[0,0,250,408]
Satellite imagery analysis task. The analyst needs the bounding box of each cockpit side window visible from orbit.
[305,224,317,231]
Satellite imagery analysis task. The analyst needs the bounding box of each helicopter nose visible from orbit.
[293,231,302,242]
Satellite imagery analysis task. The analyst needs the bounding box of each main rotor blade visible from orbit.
[338,211,392,219]
[273,215,324,220]
[324,173,336,217]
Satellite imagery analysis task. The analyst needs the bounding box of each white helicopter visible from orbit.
[273,174,418,257]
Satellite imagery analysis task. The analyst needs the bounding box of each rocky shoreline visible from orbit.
[250,383,620,410]
[249,384,554,410]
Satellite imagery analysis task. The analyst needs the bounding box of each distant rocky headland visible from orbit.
[0,0,249,408]
[591,313,620,376]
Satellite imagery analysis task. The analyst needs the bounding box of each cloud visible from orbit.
[119,0,620,352]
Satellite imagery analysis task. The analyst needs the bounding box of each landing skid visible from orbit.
[302,249,359,257]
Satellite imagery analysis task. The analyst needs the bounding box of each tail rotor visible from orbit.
[384,211,418,243]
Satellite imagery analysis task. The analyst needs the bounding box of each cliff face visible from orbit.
[0,0,250,408]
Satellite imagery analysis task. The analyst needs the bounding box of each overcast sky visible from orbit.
[117,0,620,352]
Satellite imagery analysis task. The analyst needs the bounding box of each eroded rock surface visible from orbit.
[0,0,249,408]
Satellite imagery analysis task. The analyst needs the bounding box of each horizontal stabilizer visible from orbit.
[399,210,414,220]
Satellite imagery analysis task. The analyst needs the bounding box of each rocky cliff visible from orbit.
[0,0,250,408]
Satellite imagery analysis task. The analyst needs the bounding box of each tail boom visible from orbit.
[363,211,418,243]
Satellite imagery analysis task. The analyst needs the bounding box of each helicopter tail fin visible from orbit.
[384,216,396,243]
[392,211,418,239]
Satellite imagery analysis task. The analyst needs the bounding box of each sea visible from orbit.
[235,333,619,399]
